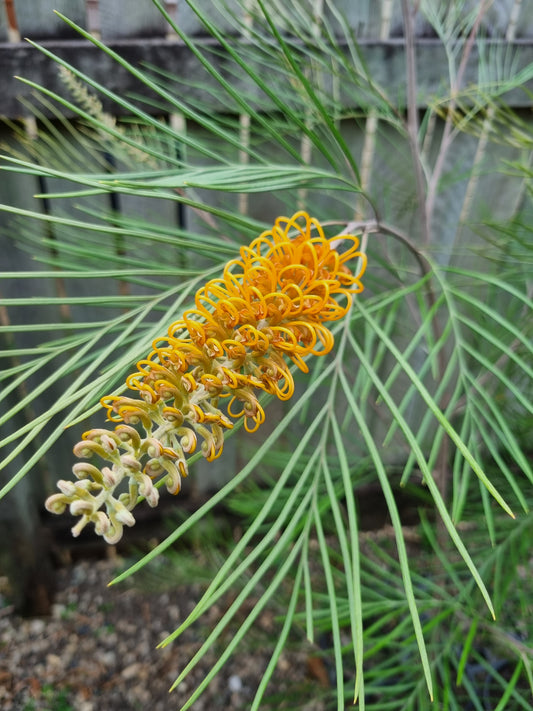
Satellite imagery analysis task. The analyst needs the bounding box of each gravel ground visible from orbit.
[0,556,327,711]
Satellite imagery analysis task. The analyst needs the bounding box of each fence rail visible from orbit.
[2,0,533,41]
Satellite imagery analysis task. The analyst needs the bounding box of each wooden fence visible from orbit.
[1,0,532,612]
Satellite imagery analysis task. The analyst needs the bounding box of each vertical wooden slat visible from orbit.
[355,0,394,220]
[164,0,178,39]
[515,0,533,36]
[297,0,324,211]
[85,0,100,38]
[169,111,188,249]
[238,0,254,217]
[0,116,62,613]
[24,116,73,322]
[457,0,524,230]
[0,10,7,42]
[506,0,524,38]
[165,3,189,250]
[4,0,19,41]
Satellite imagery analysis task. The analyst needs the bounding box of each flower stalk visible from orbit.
[45,211,366,543]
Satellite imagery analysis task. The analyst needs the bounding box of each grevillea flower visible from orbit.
[45,211,366,543]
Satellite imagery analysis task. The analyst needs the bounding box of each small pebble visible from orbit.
[100,650,117,667]
[46,653,62,670]
[51,603,66,619]
[228,674,243,692]
[29,619,45,635]
[0,558,317,710]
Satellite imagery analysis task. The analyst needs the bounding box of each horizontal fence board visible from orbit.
[12,0,86,40]
[99,0,168,40]
[1,37,533,120]
[2,1,533,43]
[171,0,248,37]
[96,0,247,39]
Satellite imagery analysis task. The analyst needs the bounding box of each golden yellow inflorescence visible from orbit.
[45,211,367,543]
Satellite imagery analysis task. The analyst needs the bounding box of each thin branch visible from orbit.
[401,0,430,246]
[425,0,494,235]
[324,218,431,279]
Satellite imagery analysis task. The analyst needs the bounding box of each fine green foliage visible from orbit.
[1,1,532,709]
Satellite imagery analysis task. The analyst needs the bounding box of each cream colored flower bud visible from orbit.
[45,493,68,514]
[101,466,120,488]
[93,511,111,536]
[142,438,164,458]
[103,522,124,545]
[145,458,165,477]
[120,455,142,471]
[113,502,136,527]
[72,462,104,483]
[164,461,182,495]
[100,433,119,453]
[137,473,159,507]
[57,480,77,496]
[70,499,95,517]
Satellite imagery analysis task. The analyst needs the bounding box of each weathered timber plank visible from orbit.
[12,0,86,40]
[1,37,533,120]
[0,3,8,42]
[325,0,533,39]
[99,0,168,40]
[169,0,247,37]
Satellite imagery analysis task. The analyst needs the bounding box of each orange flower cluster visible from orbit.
[45,212,366,543]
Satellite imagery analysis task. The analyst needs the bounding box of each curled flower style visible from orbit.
[45,211,366,543]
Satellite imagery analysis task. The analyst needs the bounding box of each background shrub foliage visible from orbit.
[1,1,532,709]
